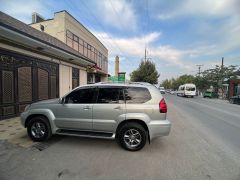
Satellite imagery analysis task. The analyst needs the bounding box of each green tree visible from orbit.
[161,65,237,93]
[200,65,237,93]
[130,60,159,84]
[161,79,172,89]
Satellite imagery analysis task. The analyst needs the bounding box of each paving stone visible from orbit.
[0,117,34,148]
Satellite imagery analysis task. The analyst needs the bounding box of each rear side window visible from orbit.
[97,87,124,104]
[125,87,151,104]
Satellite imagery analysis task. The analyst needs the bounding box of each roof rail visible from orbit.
[94,81,153,86]
[128,82,153,86]
[94,81,126,84]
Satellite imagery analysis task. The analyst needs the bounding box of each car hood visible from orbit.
[32,98,59,105]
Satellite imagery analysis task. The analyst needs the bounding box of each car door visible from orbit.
[92,86,126,132]
[54,87,96,130]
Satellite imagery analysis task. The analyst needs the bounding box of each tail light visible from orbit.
[159,99,167,113]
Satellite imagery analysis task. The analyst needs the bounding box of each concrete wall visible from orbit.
[30,11,108,83]
[30,12,66,42]
[101,75,108,82]
[59,64,72,96]
[30,11,108,58]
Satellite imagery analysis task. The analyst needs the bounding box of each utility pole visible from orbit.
[144,48,147,62]
[196,64,203,76]
[221,57,224,69]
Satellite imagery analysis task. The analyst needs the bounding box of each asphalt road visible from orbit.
[0,95,240,180]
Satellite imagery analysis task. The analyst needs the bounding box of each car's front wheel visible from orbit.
[117,122,147,151]
[27,116,52,142]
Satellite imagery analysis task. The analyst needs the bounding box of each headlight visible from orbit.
[24,104,31,111]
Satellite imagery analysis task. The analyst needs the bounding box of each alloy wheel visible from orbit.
[123,129,142,148]
[31,122,46,138]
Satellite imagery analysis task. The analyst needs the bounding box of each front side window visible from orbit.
[65,88,95,104]
[125,87,151,104]
[97,87,124,104]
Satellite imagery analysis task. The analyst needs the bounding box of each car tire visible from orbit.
[117,122,147,151]
[27,116,52,142]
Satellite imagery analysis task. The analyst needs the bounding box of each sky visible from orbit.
[0,0,240,82]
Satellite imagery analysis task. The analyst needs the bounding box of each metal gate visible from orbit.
[0,48,59,120]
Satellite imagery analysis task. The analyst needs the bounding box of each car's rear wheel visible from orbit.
[117,122,147,151]
[27,116,52,142]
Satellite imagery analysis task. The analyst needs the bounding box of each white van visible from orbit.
[177,84,196,97]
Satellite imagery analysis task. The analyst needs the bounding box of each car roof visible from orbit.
[78,82,154,88]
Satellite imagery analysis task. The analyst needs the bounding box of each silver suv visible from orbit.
[21,82,171,151]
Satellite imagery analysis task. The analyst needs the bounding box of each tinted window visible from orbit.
[97,87,124,104]
[186,87,195,91]
[125,87,151,104]
[65,88,95,104]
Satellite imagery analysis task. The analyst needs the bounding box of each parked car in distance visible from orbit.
[229,95,240,104]
[159,87,165,94]
[203,91,219,98]
[20,82,171,151]
[169,90,176,95]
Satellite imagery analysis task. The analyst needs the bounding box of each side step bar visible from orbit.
[56,129,115,139]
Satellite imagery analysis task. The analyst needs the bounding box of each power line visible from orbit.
[65,0,137,75]
[64,0,120,55]
[109,0,126,30]
[146,0,150,48]
[80,0,126,57]
[77,0,139,72]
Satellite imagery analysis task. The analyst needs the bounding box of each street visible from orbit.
[0,95,240,180]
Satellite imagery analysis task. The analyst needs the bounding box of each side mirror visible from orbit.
[59,97,65,104]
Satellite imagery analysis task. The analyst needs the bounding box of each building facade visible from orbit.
[0,11,108,120]
[30,11,108,84]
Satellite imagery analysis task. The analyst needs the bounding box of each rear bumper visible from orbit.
[148,120,171,140]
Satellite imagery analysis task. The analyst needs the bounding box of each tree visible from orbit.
[160,65,238,94]
[200,65,236,88]
[161,79,172,89]
[130,60,159,84]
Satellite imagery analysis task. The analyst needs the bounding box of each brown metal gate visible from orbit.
[0,48,59,120]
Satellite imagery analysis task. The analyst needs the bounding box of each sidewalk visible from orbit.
[0,117,35,147]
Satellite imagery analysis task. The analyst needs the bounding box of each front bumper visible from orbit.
[20,111,28,127]
[148,120,171,140]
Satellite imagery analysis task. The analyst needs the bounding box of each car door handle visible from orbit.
[83,106,91,110]
[114,106,121,110]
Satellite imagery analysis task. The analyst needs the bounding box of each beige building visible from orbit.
[0,11,108,120]
[30,11,108,84]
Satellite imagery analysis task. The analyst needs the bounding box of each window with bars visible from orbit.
[73,35,79,51]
